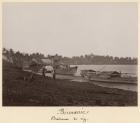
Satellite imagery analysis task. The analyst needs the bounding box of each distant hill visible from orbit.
[2,48,137,67]
[61,55,137,65]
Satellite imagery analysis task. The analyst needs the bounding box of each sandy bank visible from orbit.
[3,62,137,106]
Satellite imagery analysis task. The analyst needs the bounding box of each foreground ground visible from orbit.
[3,61,137,106]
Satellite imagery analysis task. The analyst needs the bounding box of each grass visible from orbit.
[2,61,137,106]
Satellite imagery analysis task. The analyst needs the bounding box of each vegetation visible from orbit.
[2,60,137,106]
[3,48,137,67]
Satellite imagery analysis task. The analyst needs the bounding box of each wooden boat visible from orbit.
[40,57,78,75]
[55,64,78,75]
[80,70,137,85]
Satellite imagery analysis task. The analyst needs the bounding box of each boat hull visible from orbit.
[80,70,137,85]
[55,67,77,75]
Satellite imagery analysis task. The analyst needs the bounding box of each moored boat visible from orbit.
[55,64,78,75]
[80,70,137,84]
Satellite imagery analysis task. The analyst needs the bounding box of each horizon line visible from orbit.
[3,47,138,59]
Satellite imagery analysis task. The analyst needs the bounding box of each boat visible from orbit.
[80,69,96,78]
[55,64,78,75]
[80,70,137,85]
[40,57,78,75]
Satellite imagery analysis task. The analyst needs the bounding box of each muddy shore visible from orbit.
[2,62,137,106]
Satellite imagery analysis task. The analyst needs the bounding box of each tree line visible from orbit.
[3,48,137,66]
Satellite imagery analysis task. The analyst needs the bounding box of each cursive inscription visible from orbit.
[57,108,89,115]
[51,116,69,120]
[50,108,89,123]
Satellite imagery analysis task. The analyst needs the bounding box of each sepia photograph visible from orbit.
[2,2,138,106]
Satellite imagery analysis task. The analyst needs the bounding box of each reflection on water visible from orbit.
[72,65,137,77]
[92,81,137,92]
[71,65,137,92]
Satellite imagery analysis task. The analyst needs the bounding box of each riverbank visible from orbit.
[2,61,137,106]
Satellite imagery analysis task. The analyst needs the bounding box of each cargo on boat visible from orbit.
[80,69,137,84]
[55,64,78,75]
[22,57,78,76]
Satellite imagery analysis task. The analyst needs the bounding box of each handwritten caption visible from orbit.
[50,108,89,123]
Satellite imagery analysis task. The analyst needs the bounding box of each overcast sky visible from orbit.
[3,3,138,58]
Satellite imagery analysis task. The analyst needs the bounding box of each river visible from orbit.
[71,65,138,92]
[71,65,137,76]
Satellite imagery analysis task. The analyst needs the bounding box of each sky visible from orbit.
[3,3,138,58]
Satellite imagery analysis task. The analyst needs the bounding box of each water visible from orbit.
[71,65,137,77]
[71,65,138,92]
[94,81,137,92]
